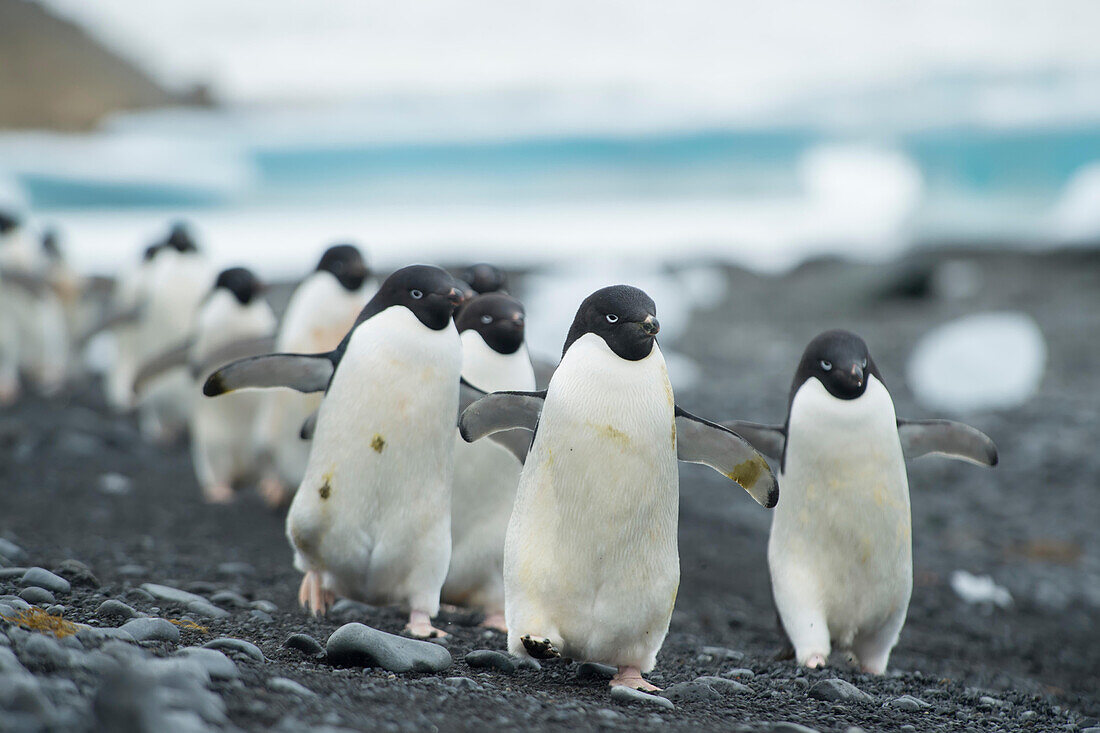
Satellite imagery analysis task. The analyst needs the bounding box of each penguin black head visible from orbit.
[316,244,370,291]
[41,228,62,261]
[462,263,506,294]
[0,211,21,236]
[214,267,264,305]
[360,264,463,331]
[792,329,883,402]
[165,222,199,254]
[142,243,162,262]
[455,292,526,355]
[564,285,659,361]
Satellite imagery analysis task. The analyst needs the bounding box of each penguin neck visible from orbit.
[459,330,536,393]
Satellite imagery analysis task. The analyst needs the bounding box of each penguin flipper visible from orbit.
[675,406,779,508]
[203,352,335,396]
[897,419,998,466]
[719,420,786,460]
[132,338,195,394]
[458,390,544,463]
[300,409,319,440]
[192,335,277,383]
[76,302,145,347]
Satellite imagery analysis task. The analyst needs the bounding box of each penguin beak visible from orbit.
[641,315,660,336]
[446,287,464,306]
[850,363,864,388]
[508,313,525,329]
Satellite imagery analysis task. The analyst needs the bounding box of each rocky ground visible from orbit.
[1,248,1098,732]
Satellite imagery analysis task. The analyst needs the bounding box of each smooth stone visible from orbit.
[140,583,207,606]
[0,596,31,610]
[576,661,617,680]
[0,567,28,579]
[0,646,26,673]
[465,649,515,675]
[0,673,54,716]
[203,637,265,662]
[19,634,70,672]
[0,539,25,562]
[766,724,822,733]
[143,656,212,685]
[97,472,132,495]
[76,626,136,644]
[515,657,541,671]
[53,559,99,587]
[209,590,249,608]
[695,675,751,694]
[20,568,70,594]
[250,610,274,624]
[284,633,325,657]
[329,598,374,618]
[120,618,181,643]
[269,677,317,697]
[186,600,230,619]
[978,695,1009,709]
[809,678,875,704]
[887,695,930,711]
[96,599,139,620]
[609,685,675,710]
[723,667,756,679]
[18,586,55,605]
[250,600,278,614]
[326,623,451,673]
[701,645,744,662]
[443,676,480,691]
[176,647,239,680]
[661,680,722,702]
[46,604,65,616]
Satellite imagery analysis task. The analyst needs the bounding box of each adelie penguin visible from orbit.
[441,292,535,632]
[203,265,467,638]
[190,268,277,503]
[722,329,998,674]
[459,285,778,691]
[251,244,374,508]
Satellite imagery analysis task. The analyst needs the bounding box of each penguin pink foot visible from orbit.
[804,653,828,669]
[258,475,291,509]
[479,612,507,633]
[297,570,334,616]
[202,483,235,504]
[610,666,660,692]
[404,610,447,639]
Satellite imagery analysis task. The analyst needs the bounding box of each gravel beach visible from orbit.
[1,248,1097,732]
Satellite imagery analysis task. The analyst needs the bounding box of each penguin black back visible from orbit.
[455,292,526,355]
[563,285,660,361]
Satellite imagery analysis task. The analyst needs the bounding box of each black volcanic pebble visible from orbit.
[95,600,139,620]
[284,633,325,657]
[53,559,99,588]
[465,649,515,675]
[661,680,722,703]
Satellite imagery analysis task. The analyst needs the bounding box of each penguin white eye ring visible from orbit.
[605,313,619,323]
[480,314,493,324]
[820,359,832,371]
[410,289,423,299]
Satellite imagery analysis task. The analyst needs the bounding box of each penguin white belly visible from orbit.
[768,376,912,664]
[444,336,535,613]
[286,307,460,615]
[504,334,679,671]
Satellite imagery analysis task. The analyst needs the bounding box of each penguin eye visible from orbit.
[820,360,832,371]
[410,289,423,299]
[480,314,492,325]
[605,313,619,324]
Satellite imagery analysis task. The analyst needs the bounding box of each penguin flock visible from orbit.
[0,213,999,694]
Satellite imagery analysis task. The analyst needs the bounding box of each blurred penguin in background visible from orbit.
[39,227,85,345]
[0,210,71,401]
[133,222,213,443]
[252,243,375,508]
[441,292,535,631]
[462,263,507,295]
[101,242,159,413]
[191,267,277,503]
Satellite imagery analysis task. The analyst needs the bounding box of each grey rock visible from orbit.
[209,590,249,608]
[0,596,31,612]
[1080,728,1100,733]
[284,633,325,657]
[609,685,675,710]
[20,567,70,594]
[0,567,28,580]
[47,604,66,616]
[97,472,133,495]
[329,598,374,618]
[701,645,744,662]
[203,637,265,662]
[465,649,515,675]
[53,559,99,587]
[140,583,207,606]
[0,646,25,674]
[887,694,930,711]
[596,709,623,721]
[250,599,278,614]
[766,724,822,733]
[661,680,721,702]
[576,661,617,679]
[269,676,317,697]
[0,538,25,562]
[120,617,181,643]
[58,633,83,650]
[695,675,751,694]
[0,673,54,716]
[443,676,480,691]
[96,599,140,620]
[143,656,212,686]
[76,626,137,644]
[978,695,1009,709]
[176,647,239,680]
[18,634,70,672]
[250,609,274,624]
[809,678,874,704]
[723,667,755,679]
[515,656,541,671]
[18,586,55,605]
[186,600,230,619]
[326,623,451,673]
